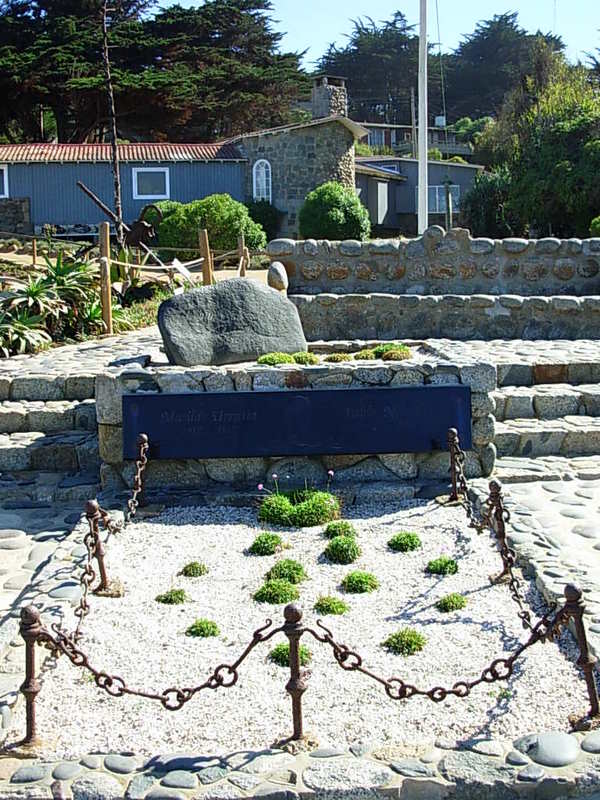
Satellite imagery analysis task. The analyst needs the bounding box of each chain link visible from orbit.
[125,434,149,525]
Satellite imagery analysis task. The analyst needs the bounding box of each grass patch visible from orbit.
[381,348,411,361]
[292,351,319,365]
[324,520,357,539]
[266,559,307,584]
[248,532,283,556]
[354,349,376,360]
[259,489,340,527]
[324,535,361,564]
[341,570,379,594]
[323,352,353,363]
[426,556,459,576]
[269,642,312,667]
[257,352,295,366]
[155,588,186,605]
[382,628,426,656]
[185,619,219,637]
[179,561,208,577]
[436,593,467,612]
[253,579,299,604]
[314,595,349,615]
[388,532,422,552]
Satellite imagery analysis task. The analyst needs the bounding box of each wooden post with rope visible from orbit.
[199,229,213,286]
[32,238,37,268]
[237,233,246,277]
[99,222,113,335]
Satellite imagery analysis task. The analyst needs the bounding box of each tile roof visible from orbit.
[0,142,245,163]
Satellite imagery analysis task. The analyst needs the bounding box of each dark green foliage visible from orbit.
[324,520,357,539]
[259,490,340,528]
[342,571,379,593]
[426,556,459,576]
[292,351,319,365]
[372,342,410,358]
[179,561,208,578]
[591,216,600,237]
[461,167,519,238]
[269,642,312,667]
[382,628,426,656]
[246,200,282,242]
[436,593,467,612]
[185,619,219,637]
[266,559,307,584]
[248,532,283,556]
[253,579,299,604]
[388,532,422,552]
[155,588,186,604]
[314,595,349,615]
[324,535,361,565]
[257,352,295,365]
[323,353,353,363]
[299,182,371,241]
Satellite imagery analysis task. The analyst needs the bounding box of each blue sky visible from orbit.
[163,0,598,68]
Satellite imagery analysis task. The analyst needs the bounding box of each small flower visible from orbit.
[272,473,278,480]
[285,474,290,479]
[257,483,264,491]
[327,470,335,477]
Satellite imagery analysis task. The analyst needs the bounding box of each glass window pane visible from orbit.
[136,171,166,196]
[0,169,5,196]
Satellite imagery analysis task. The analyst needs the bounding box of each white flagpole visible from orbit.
[418,0,428,234]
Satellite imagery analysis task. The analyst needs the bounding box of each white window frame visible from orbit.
[252,159,272,203]
[132,166,170,200]
[415,184,461,213]
[367,128,385,147]
[0,165,8,199]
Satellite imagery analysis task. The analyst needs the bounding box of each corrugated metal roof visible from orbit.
[0,142,245,163]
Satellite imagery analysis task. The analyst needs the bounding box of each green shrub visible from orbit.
[269,642,312,667]
[249,532,283,556]
[427,147,443,161]
[155,588,186,605]
[382,628,426,656]
[381,348,411,362]
[259,490,340,527]
[299,181,371,241]
[388,532,422,552]
[256,352,295,366]
[436,593,467,612]
[253,579,299,604]
[144,200,182,231]
[323,352,352,363]
[266,559,307,584]
[325,535,361,564]
[292,351,319,365]
[185,619,219,637]
[372,342,410,359]
[342,571,379,593]
[591,216,600,237]
[245,200,282,242]
[324,520,357,539]
[426,556,459,576]
[314,595,349,615]
[179,561,208,577]
[354,349,376,360]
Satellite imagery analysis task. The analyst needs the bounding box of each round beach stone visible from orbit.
[11,765,50,783]
[470,739,505,757]
[126,773,155,799]
[48,581,82,601]
[144,787,186,800]
[518,764,545,782]
[71,773,125,800]
[506,750,529,766]
[582,731,600,753]
[80,755,103,770]
[52,762,83,781]
[160,770,198,789]
[303,758,392,791]
[439,752,515,786]
[104,754,139,774]
[391,759,436,778]
[514,732,580,767]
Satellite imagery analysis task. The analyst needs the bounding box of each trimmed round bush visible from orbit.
[314,595,349,615]
[249,532,283,556]
[155,588,186,605]
[437,593,467,612]
[257,352,295,366]
[426,556,459,576]
[324,520,357,539]
[259,490,340,527]
[325,535,361,565]
[381,348,411,362]
[246,200,281,242]
[292,351,319,365]
[186,619,219,637]
[323,352,352,363]
[253,579,299,604]
[299,181,371,241]
[266,559,307,584]
[373,342,410,359]
[382,628,426,656]
[590,216,600,238]
[179,561,208,577]
[341,570,379,594]
[354,349,376,360]
[388,532,422,553]
[269,642,312,667]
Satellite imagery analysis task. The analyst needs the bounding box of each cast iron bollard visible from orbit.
[85,499,109,593]
[282,604,307,740]
[19,605,43,745]
[448,428,460,502]
[564,584,600,720]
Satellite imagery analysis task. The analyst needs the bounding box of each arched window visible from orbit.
[252,159,272,203]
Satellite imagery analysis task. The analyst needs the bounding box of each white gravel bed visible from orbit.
[15,500,586,758]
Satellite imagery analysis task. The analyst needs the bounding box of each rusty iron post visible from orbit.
[489,480,511,583]
[283,604,307,740]
[20,605,43,745]
[86,500,109,593]
[447,428,459,502]
[564,584,600,719]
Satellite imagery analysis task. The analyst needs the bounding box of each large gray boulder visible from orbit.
[158,278,307,366]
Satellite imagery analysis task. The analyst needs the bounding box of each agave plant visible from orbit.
[0,309,52,357]
[4,275,65,319]
[44,251,97,306]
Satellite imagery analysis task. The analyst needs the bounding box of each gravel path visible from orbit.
[19,500,586,758]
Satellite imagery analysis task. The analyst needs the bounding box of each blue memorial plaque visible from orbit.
[122,386,472,460]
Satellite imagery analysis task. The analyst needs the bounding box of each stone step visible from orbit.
[493,384,600,421]
[480,455,600,485]
[496,360,600,388]
[495,416,600,458]
[0,399,96,434]
[0,470,100,504]
[0,431,99,473]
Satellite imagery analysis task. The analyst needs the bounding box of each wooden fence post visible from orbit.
[32,238,37,268]
[99,222,113,335]
[237,233,246,277]
[199,228,213,286]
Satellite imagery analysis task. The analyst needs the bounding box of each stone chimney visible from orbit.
[311,75,348,119]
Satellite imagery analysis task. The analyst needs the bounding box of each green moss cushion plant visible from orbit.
[426,556,459,576]
[257,352,295,366]
[381,348,411,362]
[373,342,411,359]
[324,520,357,539]
[248,532,283,556]
[155,588,186,605]
[388,532,422,552]
[179,561,208,577]
[185,619,219,637]
[269,642,312,667]
[292,351,319,365]
[436,593,467,612]
[266,559,307,584]
[259,490,340,527]
[382,628,426,656]
[341,570,379,593]
[323,352,353,363]
[314,595,349,615]
[253,579,299,604]
[354,349,376,360]
[325,535,361,564]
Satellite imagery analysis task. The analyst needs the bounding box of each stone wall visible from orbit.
[238,122,355,236]
[96,359,496,493]
[267,225,600,296]
[0,198,32,235]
